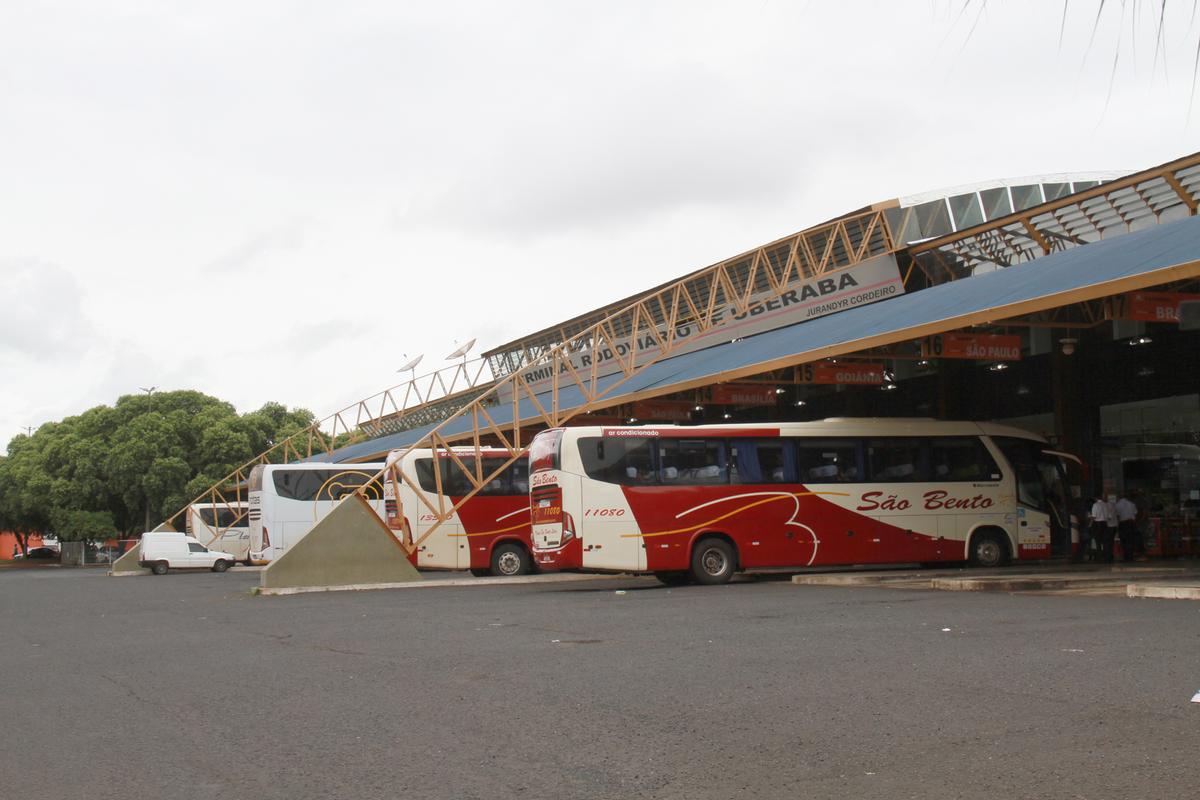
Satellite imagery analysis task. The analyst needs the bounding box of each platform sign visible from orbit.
[710,384,779,406]
[797,361,885,385]
[498,253,905,402]
[922,333,1021,361]
[1123,292,1200,323]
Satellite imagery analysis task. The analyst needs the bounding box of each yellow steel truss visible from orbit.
[174,358,494,547]
[368,206,900,553]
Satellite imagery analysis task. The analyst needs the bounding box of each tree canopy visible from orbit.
[0,392,314,543]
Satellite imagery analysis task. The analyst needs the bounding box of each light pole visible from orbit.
[138,387,156,530]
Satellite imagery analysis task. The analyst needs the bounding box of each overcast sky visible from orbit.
[2,1,1197,450]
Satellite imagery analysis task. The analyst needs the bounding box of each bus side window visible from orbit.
[507,459,529,494]
[928,438,1001,481]
[659,439,726,485]
[580,436,656,485]
[866,439,930,482]
[732,440,795,484]
[415,459,438,493]
[796,439,860,483]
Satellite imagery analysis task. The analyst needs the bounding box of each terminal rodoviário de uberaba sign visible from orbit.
[501,253,905,401]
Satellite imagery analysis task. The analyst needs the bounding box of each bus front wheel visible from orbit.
[969,530,1009,568]
[690,537,736,585]
[491,543,532,577]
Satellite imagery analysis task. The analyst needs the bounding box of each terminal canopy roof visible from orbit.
[318,215,1200,463]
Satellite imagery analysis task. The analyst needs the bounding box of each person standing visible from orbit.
[1115,493,1139,562]
[1089,494,1109,563]
[1102,495,1119,563]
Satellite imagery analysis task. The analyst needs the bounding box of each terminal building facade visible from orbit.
[326,152,1200,554]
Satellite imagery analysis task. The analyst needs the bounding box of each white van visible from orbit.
[137,532,238,575]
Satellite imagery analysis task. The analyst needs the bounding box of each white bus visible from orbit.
[247,462,386,565]
[529,419,1076,584]
[384,448,534,576]
[185,502,251,564]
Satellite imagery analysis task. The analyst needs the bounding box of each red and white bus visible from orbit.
[385,447,535,576]
[529,419,1076,584]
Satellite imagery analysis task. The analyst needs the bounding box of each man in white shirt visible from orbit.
[1089,494,1118,563]
[1115,494,1139,561]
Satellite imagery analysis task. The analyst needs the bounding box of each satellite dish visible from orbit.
[446,338,476,360]
[396,354,424,373]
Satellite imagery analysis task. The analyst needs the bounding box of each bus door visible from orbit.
[577,436,650,572]
[994,438,1061,559]
[1040,450,1079,558]
[410,457,465,570]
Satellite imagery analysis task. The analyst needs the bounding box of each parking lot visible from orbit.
[2,568,1198,800]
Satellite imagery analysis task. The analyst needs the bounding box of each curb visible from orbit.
[257,572,617,596]
[929,577,1129,592]
[1126,584,1200,600]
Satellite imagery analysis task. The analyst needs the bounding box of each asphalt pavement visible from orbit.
[2,568,1197,800]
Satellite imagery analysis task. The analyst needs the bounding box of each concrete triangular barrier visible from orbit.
[109,521,177,575]
[259,494,421,592]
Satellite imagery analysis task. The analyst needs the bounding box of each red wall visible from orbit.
[1,532,45,558]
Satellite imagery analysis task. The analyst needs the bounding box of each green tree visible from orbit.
[0,391,316,538]
[49,508,116,544]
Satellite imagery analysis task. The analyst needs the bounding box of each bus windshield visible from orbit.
[529,430,563,472]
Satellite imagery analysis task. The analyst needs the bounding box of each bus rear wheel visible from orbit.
[690,537,736,585]
[491,543,532,577]
[969,530,1009,568]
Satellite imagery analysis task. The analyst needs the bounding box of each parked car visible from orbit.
[89,546,122,563]
[22,547,60,561]
[137,532,237,575]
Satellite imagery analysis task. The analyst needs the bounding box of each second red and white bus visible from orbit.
[529,419,1075,584]
[385,447,534,576]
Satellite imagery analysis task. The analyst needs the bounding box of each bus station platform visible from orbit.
[790,562,1200,599]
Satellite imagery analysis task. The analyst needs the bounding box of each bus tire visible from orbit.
[491,543,532,577]
[654,571,690,587]
[151,561,169,575]
[969,529,1010,568]
[690,537,736,585]
[212,559,230,573]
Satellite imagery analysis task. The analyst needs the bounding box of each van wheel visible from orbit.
[212,560,230,573]
[491,543,531,576]
[151,561,169,575]
[690,537,736,585]
[969,531,1009,568]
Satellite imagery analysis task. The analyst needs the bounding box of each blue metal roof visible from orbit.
[316,215,1200,463]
